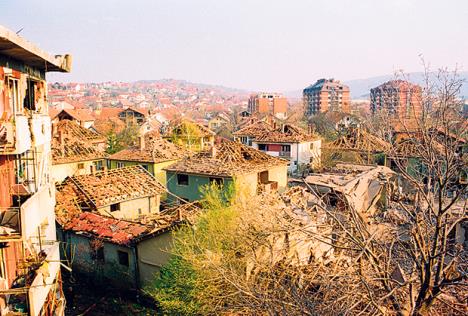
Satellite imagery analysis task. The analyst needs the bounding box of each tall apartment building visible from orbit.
[0,25,71,315]
[248,93,287,119]
[370,80,422,128]
[303,79,350,116]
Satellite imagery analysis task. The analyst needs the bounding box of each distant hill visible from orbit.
[285,72,468,100]
[134,79,249,95]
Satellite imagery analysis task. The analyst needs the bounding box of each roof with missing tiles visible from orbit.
[51,120,107,164]
[109,132,189,163]
[62,165,165,208]
[164,138,288,177]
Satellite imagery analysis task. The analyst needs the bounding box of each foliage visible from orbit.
[105,124,140,154]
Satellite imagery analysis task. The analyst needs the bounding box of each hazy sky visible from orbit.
[1,0,467,91]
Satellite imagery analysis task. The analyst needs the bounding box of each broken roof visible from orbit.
[0,24,71,72]
[233,120,274,138]
[109,132,189,163]
[61,204,196,245]
[64,212,148,245]
[63,165,165,208]
[303,163,396,214]
[255,124,319,143]
[162,119,216,138]
[164,139,288,177]
[325,128,391,153]
[51,120,107,164]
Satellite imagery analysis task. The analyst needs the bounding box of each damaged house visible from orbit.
[0,25,71,315]
[108,131,188,185]
[234,121,321,173]
[296,163,397,219]
[162,119,215,152]
[55,165,165,221]
[51,119,107,183]
[57,207,194,290]
[164,139,288,202]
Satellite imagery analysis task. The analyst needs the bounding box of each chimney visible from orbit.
[139,135,145,150]
[210,145,217,158]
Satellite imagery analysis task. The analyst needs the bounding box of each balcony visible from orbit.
[279,151,291,158]
[0,207,21,240]
[0,115,32,154]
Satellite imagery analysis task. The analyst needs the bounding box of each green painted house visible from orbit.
[108,131,188,185]
[164,139,289,202]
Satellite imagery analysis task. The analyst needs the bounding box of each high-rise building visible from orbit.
[370,80,422,126]
[303,79,350,116]
[248,93,287,119]
[0,25,71,315]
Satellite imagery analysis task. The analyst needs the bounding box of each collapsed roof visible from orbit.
[302,163,397,215]
[109,131,188,163]
[59,165,165,209]
[164,139,288,177]
[51,120,107,164]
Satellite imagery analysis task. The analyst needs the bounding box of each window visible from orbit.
[310,143,314,150]
[77,163,84,170]
[177,174,189,186]
[110,203,120,212]
[209,177,224,186]
[117,250,129,267]
[116,162,124,168]
[141,164,149,171]
[95,160,103,170]
[281,145,291,152]
[258,144,267,151]
[96,247,105,262]
[7,78,21,114]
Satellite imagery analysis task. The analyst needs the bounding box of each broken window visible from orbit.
[7,78,21,114]
[209,177,223,186]
[117,250,129,267]
[24,79,37,112]
[177,174,189,186]
[110,203,120,212]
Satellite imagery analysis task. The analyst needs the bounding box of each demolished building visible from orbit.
[0,24,71,315]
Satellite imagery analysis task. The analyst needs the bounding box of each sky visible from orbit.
[1,0,467,91]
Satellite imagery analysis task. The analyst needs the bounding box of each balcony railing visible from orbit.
[279,151,291,158]
[0,207,21,239]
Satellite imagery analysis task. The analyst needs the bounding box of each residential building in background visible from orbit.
[303,78,350,116]
[0,25,71,315]
[370,80,422,129]
[247,93,288,119]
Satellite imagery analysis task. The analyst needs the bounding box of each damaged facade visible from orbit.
[0,25,71,315]
[234,121,322,173]
[162,119,215,152]
[164,139,288,202]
